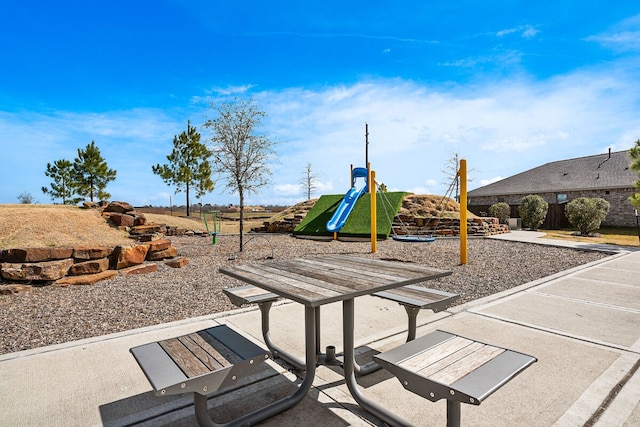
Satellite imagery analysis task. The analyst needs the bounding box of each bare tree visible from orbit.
[441,152,476,202]
[299,163,318,200]
[203,98,277,251]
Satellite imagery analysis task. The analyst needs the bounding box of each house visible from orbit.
[467,149,638,228]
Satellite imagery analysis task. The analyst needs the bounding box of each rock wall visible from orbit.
[393,215,509,237]
[0,201,193,293]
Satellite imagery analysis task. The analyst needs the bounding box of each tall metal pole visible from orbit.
[459,159,468,265]
[365,123,369,168]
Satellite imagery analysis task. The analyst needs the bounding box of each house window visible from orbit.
[605,190,610,195]
[497,197,505,203]
[556,194,568,203]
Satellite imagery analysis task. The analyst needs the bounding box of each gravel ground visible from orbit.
[0,234,609,355]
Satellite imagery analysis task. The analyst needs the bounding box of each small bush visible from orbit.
[565,197,610,236]
[518,195,548,229]
[488,202,510,224]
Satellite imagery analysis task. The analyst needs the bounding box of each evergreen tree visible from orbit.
[42,159,80,204]
[73,141,117,202]
[152,121,214,217]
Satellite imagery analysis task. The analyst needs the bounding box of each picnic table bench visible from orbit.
[374,330,537,427]
[224,283,458,341]
[130,324,271,426]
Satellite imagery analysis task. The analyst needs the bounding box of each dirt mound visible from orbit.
[0,205,209,250]
[271,194,476,224]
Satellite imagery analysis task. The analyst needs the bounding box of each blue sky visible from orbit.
[1,1,639,207]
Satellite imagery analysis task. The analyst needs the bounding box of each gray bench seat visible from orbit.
[130,324,270,397]
[223,285,280,307]
[373,285,459,341]
[374,330,537,426]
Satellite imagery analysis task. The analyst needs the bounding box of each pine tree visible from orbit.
[152,121,214,217]
[73,141,117,202]
[42,159,81,204]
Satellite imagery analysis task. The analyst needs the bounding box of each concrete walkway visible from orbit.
[1,233,639,426]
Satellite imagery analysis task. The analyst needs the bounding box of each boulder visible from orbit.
[146,246,178,261]
[119,263,158,277]
[73,246,113,260]
[109,212,135,227]
[55,270,118,286]
[130,224,164,235]
[1,258,74,281]
[128,211,147,226]
[147,238,172,252]
[103,201,134,213]
[68,258,110,275]
[2,248,73,263]
[111,244,150,269]
[165,257,189,268]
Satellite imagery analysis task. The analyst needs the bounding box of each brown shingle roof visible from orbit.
[468,150,637,197]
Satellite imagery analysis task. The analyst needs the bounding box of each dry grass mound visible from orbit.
[0,204,133,249]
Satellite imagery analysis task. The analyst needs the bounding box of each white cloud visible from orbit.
[585,14,640,52]
[496,25,539,39]
[3,60,639,207]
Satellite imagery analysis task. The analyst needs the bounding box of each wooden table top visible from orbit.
[219,254,452,307]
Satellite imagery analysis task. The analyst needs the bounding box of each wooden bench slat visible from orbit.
[197,330,244,366]
[180,334,227,371]
[374,330,537,405]
[159,338,211,378]
[417,342,485,378]
[398,336,476,372]
[429,345,505,386]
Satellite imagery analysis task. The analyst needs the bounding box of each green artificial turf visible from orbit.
[293,191,407,238]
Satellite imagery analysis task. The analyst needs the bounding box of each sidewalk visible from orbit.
[1,234,639,426]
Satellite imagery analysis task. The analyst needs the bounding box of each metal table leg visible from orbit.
[259,301,307,371]
[342,299,413,427]
[193,306,318,427]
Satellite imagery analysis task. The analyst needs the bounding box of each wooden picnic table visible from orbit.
[220,253,452,426]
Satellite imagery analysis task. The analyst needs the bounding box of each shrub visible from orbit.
[488,202,510,224]
[518,195,548,229]
[565,197,610,236]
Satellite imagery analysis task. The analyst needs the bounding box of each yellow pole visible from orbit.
[370,169,377,253]
[459,159,468,265]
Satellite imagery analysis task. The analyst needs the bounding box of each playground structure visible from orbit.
[294,159,468,263]
[202,210,221,244]
[326,166,369,234]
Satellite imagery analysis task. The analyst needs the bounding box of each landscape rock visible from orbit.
[103,201,134,213]
[165,257,189,268]
[68,258,110,275]
[128,211,147,226]
[119,263,158,277]
[147,238,172,252]
[109,212,135,227]
[55,270,118,286]
[2,248,74,263]
[146,246,178,261]
[1,258,74,282]
[130,224,164,235]
[73,246,113,260]
[111,244,150,269]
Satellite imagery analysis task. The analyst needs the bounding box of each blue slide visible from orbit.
[326,167,369,233]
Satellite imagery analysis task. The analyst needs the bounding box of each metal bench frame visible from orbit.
[130,324,304,427]
[373,330,537,427]
[223,284,460,376]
